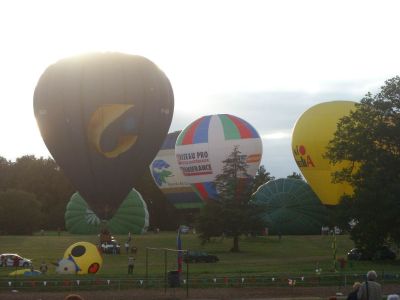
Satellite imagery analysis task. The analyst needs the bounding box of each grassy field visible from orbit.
[0,231,399,278]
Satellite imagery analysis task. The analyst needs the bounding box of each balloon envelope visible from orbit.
[291,101,356,205]
[65,189,149,234]
[175,114,262,201]
[63,242,103,275]
[107,188,149,234]
[251,178,328,235]
[34,53,174,218]
[150,131,204,209]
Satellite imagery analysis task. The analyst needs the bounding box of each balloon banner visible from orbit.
[3,273,396,290]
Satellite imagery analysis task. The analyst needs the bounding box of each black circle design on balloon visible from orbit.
[71,245,86,257]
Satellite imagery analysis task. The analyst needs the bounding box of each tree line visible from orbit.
[0,152,287,235]
[0,155,180,234]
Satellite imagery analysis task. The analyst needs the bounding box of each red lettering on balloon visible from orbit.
[299,145,306,155]
[306,155,315,167]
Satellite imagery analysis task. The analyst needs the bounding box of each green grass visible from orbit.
[0,231,399,278]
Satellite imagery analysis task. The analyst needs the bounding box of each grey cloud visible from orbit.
[168,78,383,178]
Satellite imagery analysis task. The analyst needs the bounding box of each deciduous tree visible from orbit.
[326,76,400,252]
[0,189,42,234]
[286,172,303,180]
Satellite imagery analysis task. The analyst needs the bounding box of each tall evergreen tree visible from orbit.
[196,146,264,252]
[252,165,275,193]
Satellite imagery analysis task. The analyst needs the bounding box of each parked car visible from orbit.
[347,246,396,261]
[100,240,121,254]
[0,253,32,268]
[183,251,219,263]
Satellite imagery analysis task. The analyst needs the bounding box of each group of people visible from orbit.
[345,270,399,300]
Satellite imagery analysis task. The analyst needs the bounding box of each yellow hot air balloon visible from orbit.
[291,101,356,205]
[63,242,103,274]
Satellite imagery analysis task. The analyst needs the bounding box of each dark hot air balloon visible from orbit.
[34,52,174,219]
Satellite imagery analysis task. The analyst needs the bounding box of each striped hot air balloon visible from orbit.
[175,114,262,201]
[150,131,204,209]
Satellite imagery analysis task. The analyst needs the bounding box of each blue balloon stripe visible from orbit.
[203,181,218,200]
[166,192,204,204]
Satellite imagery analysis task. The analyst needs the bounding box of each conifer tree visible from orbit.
[196,146,264,252]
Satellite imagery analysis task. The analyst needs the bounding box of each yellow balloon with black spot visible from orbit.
[63,241,103,274]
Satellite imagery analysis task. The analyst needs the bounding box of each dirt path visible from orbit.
[0,285,399,300]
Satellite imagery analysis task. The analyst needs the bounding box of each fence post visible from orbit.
[164,249,167,294]
[145,248,148,288]
[186,249,189,298]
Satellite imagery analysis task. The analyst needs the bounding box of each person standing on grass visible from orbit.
[357,270,382,300]
[128,256,134,274]
[346,281,360,300]
[125,241,130,254]
[40,261,48,274]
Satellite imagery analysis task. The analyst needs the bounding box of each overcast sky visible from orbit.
[0,0,399,178]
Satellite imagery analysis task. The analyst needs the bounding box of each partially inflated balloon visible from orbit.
[65,189,149,234]
[65,193,101,234]
[291,101,356,205]
[175,114,262,201]
[107,188,149,234]
[150,131,204,209]
[63,242,103,275]
[34,53,174,218]
[251,178,328,235]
